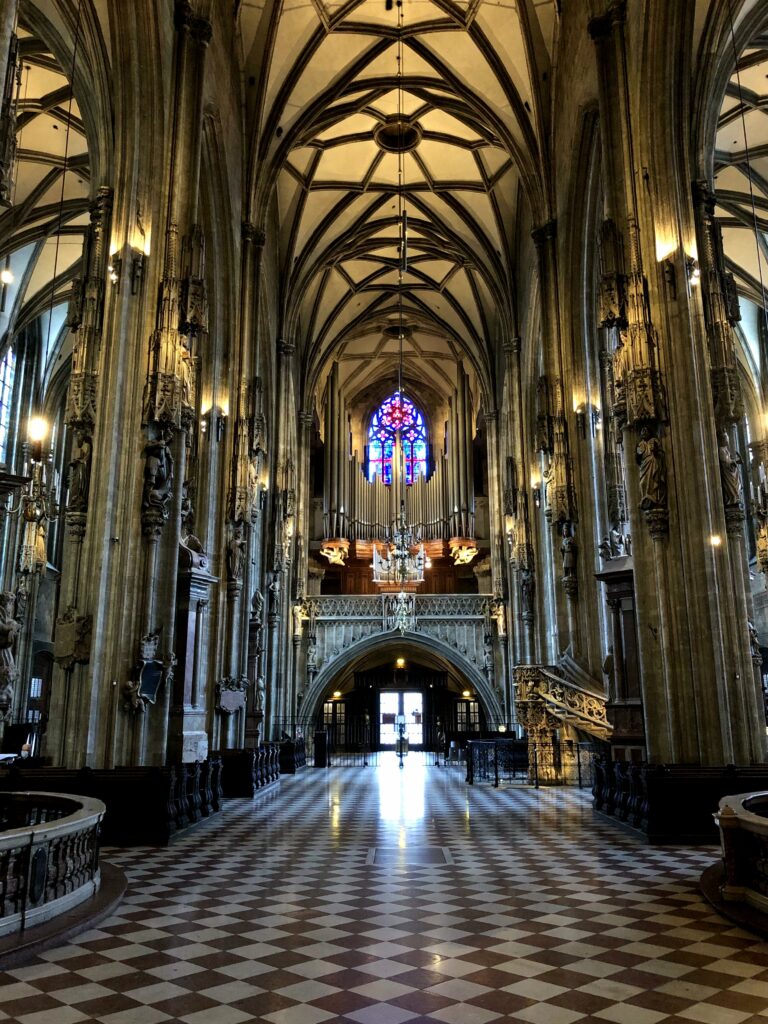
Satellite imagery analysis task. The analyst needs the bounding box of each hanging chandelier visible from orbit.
[370,0,428,597]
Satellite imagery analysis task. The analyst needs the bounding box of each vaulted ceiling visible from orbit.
[238,0,557,413]
[0,24,89,390]
[714,31,768,375]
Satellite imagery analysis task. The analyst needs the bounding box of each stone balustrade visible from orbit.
[0,792,104,939]
[715,792,768,913]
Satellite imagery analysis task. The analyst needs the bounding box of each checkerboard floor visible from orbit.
[2,757,767,1023]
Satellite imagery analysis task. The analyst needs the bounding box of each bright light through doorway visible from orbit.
[379,691,423,747]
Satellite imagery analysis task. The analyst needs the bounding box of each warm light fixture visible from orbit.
[530,468,542,509]
[0,267,13,286]
[28,416,48,443]
[396,657,405,668]
[710,534,722,547]
[333,690,342,698]
[462,689,471,698]
[686,256,701,286]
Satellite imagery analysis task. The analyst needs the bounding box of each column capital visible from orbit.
[279,338,296,358]
[243,222,266,247]
[531,220,556,249]
[503,336,521,356]
[175,2,212,44]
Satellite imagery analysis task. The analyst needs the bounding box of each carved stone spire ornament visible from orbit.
[692,180,743,427]
[614,222,666,430]
[63,187,113,537]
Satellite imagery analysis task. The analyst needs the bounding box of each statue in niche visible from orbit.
[624,532,632,557]
[268,573,281,617]
[251,590,264,625]
[226,524,246,582]
[520,569,535,619]
[248,455,259,520]
[67,429,92,512]
[717,430,743,509]
[142,428,174,517]
[609,525,624,558]
[0,593,19,713]
[748,620,762,662]
[560,522,576,577]
[635,425,666,510]
[598,536,612,562]
[292,602,304,637]
[255,675,265,714]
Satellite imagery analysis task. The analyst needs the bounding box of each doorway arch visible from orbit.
[299,629,505,734]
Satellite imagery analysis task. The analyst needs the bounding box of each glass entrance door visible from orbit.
[379,691,424,748]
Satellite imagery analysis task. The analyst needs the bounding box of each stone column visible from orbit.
[588,1,765,764]
[532,223,578,654]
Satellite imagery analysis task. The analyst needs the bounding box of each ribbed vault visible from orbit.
[0,22,89,382]
[239,0,557,411]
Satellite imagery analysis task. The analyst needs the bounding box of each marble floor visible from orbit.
[2,758,768,1024]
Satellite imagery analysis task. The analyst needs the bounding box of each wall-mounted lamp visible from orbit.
[710,534,722,547]
[27,415,49,464]
[686,256,701,286]
[395,657,406,668]
[575,402,601,439]
[332,690,342,699]
[130,249,145,294]
[462,689,471,699]
[216,409,227,442]
[530,469,542,509]
[259,478,268,509]
[107,255,120,285]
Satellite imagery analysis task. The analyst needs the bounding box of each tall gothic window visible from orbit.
[368,390,427,485]
[0,347,15,464]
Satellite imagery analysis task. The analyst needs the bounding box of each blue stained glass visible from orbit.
[368,390,427,485]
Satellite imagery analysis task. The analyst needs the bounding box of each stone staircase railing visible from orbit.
[513,663,611,784]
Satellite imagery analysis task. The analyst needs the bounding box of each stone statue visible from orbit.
[609,525,624,557]
[226,524,246,582]
[268,573,281,617]
[636,425,666,510]
[248,456,259,520]
[624,532,632,557]
[251,590,264,625]
[520,569,535,619]
[67,429,92,512]
[121,678,145,713]
[255,675,265,713]
[0,592,19,713]
[717,430,743,509]
[306,643,317,671]
[142,429,174,517]
[560,522,576,577]
[292,602,304,637]
[748,620,762,662]
[598,536,612,562]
